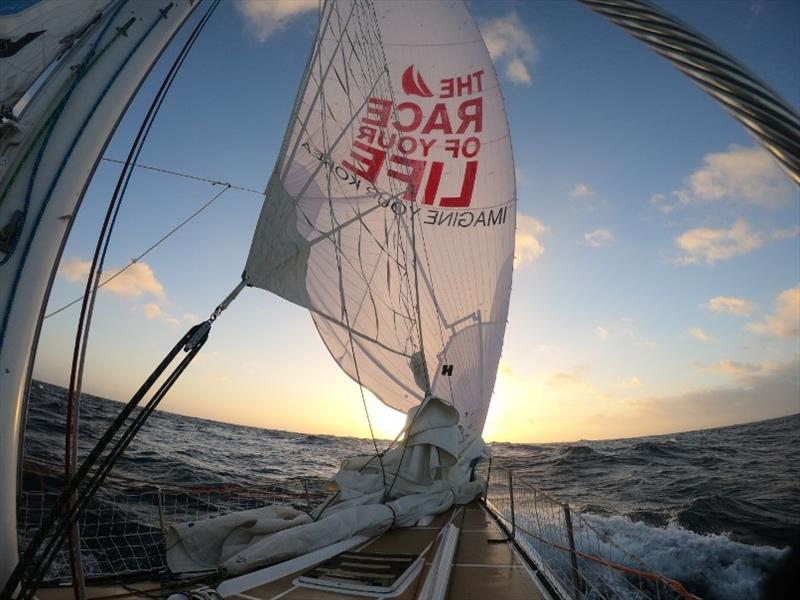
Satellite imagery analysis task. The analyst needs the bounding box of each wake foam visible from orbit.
[581,513,787,599]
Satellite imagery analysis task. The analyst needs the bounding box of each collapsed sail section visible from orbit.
[245,0,515,437]
[0,0,109,112]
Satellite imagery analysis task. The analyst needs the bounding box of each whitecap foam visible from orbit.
[580,513,788,599]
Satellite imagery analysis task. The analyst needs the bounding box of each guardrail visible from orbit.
[21,458,697,598]
[477,458,695,600]
[18,463,330,583]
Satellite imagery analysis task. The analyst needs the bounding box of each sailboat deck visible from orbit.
[33,502,547,600]
[231,501,546,600]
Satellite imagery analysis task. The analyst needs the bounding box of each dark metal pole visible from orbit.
[484,456,493,503]
[508,470,516,540]
[563,503,581,600]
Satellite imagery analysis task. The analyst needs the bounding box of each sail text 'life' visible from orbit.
[342,68,486,208]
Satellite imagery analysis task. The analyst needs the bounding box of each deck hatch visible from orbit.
[296,551,421,594]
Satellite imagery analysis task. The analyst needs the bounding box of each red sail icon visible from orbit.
[401,65,434,98]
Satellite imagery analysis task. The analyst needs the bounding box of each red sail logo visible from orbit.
[401,65,434,98]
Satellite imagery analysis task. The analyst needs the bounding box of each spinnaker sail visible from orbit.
[245,0,515,438]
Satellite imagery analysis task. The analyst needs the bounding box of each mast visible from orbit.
[0,0,198,586]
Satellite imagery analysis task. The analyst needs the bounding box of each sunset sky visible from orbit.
[34,0,799,443]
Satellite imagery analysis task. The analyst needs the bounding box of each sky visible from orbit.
[33,0,800,443]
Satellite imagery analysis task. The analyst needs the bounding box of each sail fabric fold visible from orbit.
[166,397,486,575]
[245,0,516,437]
[166,505,312,574]
[0,0,110,112]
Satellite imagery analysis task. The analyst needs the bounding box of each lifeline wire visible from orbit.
[43,183,231,320]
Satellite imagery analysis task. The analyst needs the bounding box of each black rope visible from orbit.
[3,323,209,600]
[5,1,224,596]
[61,2,220,593]
[9,269,245,599]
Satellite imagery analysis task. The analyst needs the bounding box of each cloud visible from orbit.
[617,376,643,389]
[494,356,798,441]
[59,258,165,300]
[59,257,91,282]
[480,13,537,86]
[686,145,792,208]
[569,183,595,199]
[648,191,687,215]
[703,359,780,379]
[704,296,755,317]
[505,58,531,85]
[674,219,762,265]
[547,366,596,394]
[650,146,794,214]
[515,214,548,267]
[747,286,800,339]
[142,303,180,327]
[633,359,800,430]
[235,0,317,42]
[584,229,615,248]
[595,318,656,348]
[772,226,800,241]
[689,327,714,342]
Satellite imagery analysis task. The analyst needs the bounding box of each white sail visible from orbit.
[0,0,110,112]
[245,0,515,437]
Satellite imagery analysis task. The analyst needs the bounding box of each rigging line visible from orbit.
[279,0,347,181]
[361,1,444,500]
[580,0,800,184]
[43,184,231,320]
[64,0,217,479]
[4,5,207,597]
[365,1,428,381]
[316,8,386,490]
[288,70,387,235]
[12,318,216,600]
[62,3,219,598]
[100,157,264,195]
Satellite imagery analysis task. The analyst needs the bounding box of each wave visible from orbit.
[23,380,798,594]
[628,440,684,459]
[580,513,788,600]
[677,494,798,548]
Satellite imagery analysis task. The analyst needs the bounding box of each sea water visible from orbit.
[21,381,799,598]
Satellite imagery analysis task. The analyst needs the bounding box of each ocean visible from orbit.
[21,380,799,599]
